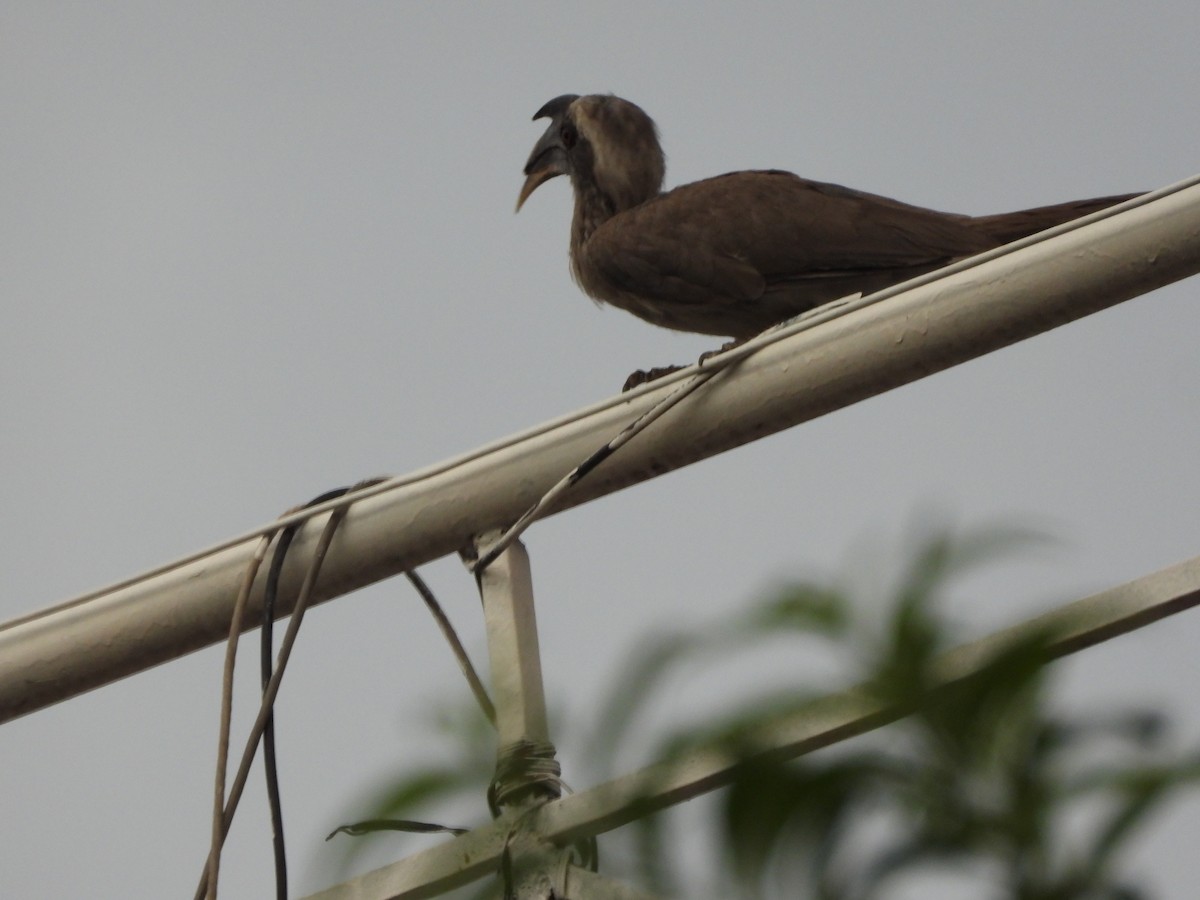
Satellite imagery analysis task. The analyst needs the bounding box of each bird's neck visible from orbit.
[571,176,664,249]
[570,178,620,248]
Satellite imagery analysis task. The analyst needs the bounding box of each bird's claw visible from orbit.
[697,338,746,365]
[622,365,686,392]
[624,338,750,391]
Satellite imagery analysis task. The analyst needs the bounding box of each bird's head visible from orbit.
[517,94,665,216]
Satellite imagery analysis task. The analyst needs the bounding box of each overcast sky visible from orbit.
[3,3,1199,897]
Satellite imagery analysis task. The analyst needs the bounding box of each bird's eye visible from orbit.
[560,124,577,150]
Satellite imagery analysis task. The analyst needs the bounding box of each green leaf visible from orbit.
[326,818,469,840]
[743,582,851,637]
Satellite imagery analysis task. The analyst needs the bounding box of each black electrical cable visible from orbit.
[260,486,354,900]
[197,486,362,900]
[198,476,496,898]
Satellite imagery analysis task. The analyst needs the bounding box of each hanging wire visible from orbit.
[467,309,827,573]
[261,532,292,900]
[259,486,362,900]
[405,570,496,726]
[470,362,723,575]
[199,480,499,897]
[207,533,273,900]
[195,494,350,900]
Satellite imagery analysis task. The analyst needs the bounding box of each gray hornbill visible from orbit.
[517,93,1138,352]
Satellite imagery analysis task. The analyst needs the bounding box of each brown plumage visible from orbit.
[517,94,1139,341]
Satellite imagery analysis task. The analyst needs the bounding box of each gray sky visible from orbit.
[3,3,1199,897]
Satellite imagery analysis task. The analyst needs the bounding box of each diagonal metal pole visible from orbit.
[4,180,1200,724]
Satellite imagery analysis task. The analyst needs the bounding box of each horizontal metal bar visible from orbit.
[303,553,1200,899]
[3,179,1200,723]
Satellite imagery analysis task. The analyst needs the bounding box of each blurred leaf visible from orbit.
[584,630,705,776]
[1081,755,1200,874]
[1047,710,1168,762]
[333,526,1197,900]
[326,818,469,840]
[588,583,851,777]
[742,582,851,637]
[894,524,1051,605]
[721,756,887,897]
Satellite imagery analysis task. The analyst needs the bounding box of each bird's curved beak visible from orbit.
[517,123,569,212]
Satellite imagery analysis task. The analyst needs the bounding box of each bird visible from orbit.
[517,93,1139,357]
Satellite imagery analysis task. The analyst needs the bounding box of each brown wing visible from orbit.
[577,171,1000,336]
[970,193,1140,243]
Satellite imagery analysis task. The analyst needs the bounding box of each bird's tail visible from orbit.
[971,193,1141,244]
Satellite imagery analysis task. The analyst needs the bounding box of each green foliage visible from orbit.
[634,528,1200,898]
[326,527,1199,898]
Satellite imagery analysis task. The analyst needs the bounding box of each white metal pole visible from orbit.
[2,180,1200,723]
[478,537,550,753]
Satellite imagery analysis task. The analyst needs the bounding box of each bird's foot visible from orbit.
[622,365,686,392]
[623,339,751,392]
[697,337,746,365]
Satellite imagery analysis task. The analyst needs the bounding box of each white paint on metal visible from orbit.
[478,536,550,749]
